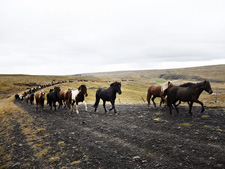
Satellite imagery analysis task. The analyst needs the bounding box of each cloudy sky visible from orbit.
[0,0,225,75]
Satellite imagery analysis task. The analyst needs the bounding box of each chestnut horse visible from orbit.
[70,85,88,114]
[35,91,45,112]
[64,89,72,109]
[94,82,122,113]
[167,80,213,116]
[147,81,173,108]
[58,91,66,109]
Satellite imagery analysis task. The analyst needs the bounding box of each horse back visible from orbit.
[148,86,162,96]
[71,90,79,101]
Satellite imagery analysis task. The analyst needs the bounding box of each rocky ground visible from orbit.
[1,100,225,169]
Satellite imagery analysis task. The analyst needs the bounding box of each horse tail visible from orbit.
[94,89,101,110]
[147,88,151,108]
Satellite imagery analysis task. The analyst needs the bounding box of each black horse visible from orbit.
[167,80,213,116]
[94,82,122,113]
[47,87,61,111]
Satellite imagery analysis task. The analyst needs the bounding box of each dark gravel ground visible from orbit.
[1,101,225,169]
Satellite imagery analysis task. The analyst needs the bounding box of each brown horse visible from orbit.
[35,91,45,112]
[147,81,173,108]
[58,91,66,109]
[167,80,213,116]
[25,93,34,104]
[64,89,72,109]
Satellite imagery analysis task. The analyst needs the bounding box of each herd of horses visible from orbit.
[15,80,213,116]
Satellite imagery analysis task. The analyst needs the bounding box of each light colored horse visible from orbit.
[147,81,173,108]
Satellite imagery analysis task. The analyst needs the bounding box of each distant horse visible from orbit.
[35,91,45,112]
[147,81,173,108]
[15,94,20,100]
[70,85,88,114]
[25,93,34,104]
[94,82,122,113]
[167,80,213,116]
[47,87,61,111]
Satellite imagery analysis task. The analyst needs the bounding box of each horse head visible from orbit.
[204,80,213,94]
[110,82,122,95]
[40,91,45,99]
[78,85,88,97]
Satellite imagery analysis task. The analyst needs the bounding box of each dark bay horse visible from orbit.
[167,80,213,116]
[70,85,88,114]
[94,82,122,113]
[35,91,45,112]
[47,87,61,111]
[25,93,34,104]
[147,81,173,108]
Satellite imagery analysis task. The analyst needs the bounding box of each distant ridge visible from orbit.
[79,64,225,82]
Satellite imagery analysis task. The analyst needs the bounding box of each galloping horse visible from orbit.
[167,80,213,116]
[35,91,45,112]
[94,82,122,113]
[47,87,61,111]
[147,81,173,108]
[70,85,88,114]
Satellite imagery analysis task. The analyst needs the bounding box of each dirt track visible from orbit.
[2,101,225,168]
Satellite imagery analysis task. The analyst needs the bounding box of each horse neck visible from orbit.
[107,87,117,97]
[194,82,205,96]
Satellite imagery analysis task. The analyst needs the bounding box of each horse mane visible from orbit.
[160,81,173,92]
[179,82,196,87]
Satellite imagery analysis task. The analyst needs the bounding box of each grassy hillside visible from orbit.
[0,64,225,106]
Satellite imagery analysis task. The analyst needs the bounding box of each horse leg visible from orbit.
[188,102,193,116]
[110,100,116,113]
[71,100,75,112]
[53,101,56,111]
[159,96,165,107]
[76,103,79,114]
[58,100,62,109]
[152,96,157,107]
[49,101,52,110]
[147,93,151,108]
[169,105,172,114]
[83,100,88,112]
[103,101,107,113]
[195,100,205,113]
[174,104,179,114]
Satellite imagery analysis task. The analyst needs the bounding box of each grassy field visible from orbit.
[0,64,224,106]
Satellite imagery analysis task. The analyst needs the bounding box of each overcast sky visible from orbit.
[0,0,225,75]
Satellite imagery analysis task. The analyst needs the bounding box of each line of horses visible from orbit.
[15,80,213,116]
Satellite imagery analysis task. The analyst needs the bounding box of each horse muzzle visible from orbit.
[118,91,122,95]
[209,90,213,94]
